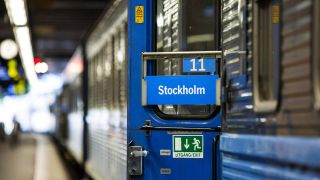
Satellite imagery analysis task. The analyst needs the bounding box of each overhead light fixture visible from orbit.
[0,39,18,60]
[14,27,37,86]
[4,0,28,26]
[35,62,49,74]
[4,0,38,87]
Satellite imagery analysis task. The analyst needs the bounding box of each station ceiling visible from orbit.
[0,0,110,74]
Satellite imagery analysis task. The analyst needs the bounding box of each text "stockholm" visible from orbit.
[158,85,206,95]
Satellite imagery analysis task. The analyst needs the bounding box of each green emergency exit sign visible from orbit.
[172,135,203,158]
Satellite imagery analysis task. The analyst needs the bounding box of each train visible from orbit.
[52,0,320,179]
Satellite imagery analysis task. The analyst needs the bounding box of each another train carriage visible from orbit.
[85,0,128,179]
[221,0,320,179]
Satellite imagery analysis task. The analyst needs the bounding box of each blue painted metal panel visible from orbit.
[145,75,218,105]
[128,0,221,179]
[221,134,320,168]
[220,134,320,179]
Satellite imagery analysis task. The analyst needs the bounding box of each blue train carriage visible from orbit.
[128,0,222,179]
[85,0,128,179]
[221,0,320,179]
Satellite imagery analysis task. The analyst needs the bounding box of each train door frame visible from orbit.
[127,0,222,179]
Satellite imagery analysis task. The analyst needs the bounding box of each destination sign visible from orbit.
[145,75,218,105]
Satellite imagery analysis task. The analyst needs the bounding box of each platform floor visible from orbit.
[0,134,69,180]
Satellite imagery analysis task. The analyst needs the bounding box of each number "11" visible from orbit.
[190,58,206,72]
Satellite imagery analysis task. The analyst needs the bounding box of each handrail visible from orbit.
[141,51,223,78]
[141,51,223,106]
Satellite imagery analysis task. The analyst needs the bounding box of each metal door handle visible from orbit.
[128,146,148,176]
[130,150,148,157]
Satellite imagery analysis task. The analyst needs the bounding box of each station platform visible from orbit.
[0,133,69,180]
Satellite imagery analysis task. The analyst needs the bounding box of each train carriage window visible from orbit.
[115,29,123,112]
[94,55,99,109]
[97,53,102,108]
[100,50,104,108]
[314,0,320,110]
[96,53,101,108]
[89,58,93,109]
[89,58,94,109]
[101,45,107,108]
[119,23,127,113]
[92,56,96,109]
[91,56,94,109]
[253,0,280,113]
[104,40,113,110]
[156,0,220,118]
[88,59,92,109]
[112,34,120,111]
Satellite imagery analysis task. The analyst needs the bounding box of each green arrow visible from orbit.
[184,138,189,149]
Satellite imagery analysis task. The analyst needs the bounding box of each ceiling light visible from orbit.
[35,62,49,74]
[4,0,28,26]
[0,39,18,60]
[14,27,37,86]
[4,0,38,88]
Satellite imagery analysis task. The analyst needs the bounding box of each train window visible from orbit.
[119,24,127,113]
[104,40,113,110]
[94,55,99,109]
[96,50,103,108]
[89,58,94,109]
[112,34,120,110]
[99,52,103,108]
[88,59,92,109]
[314,0,320,110]
[115,32,120,111]
[252,0,280,113]
[155,0,220,118]
[101,45,106,108]
[92,58,95,109]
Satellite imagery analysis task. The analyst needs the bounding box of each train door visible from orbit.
[128,0,222,179]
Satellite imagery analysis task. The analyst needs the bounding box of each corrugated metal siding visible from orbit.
[221,134,320,180]
[86,112,127,180]
[277,0,320,132]
[223,0,256,121]
[280,0,312,112]
[85,1,127,179]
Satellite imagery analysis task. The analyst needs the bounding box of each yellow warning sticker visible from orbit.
[135,6,144,24]
[272,5,280,24]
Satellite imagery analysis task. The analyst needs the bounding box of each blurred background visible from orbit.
[0,0,109,179]
[0,0,108,134]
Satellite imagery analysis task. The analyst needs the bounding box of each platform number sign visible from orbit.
[172,135,203,158]
[183,58,215,73]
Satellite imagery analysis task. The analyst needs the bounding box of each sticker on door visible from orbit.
[172,135,203,158]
